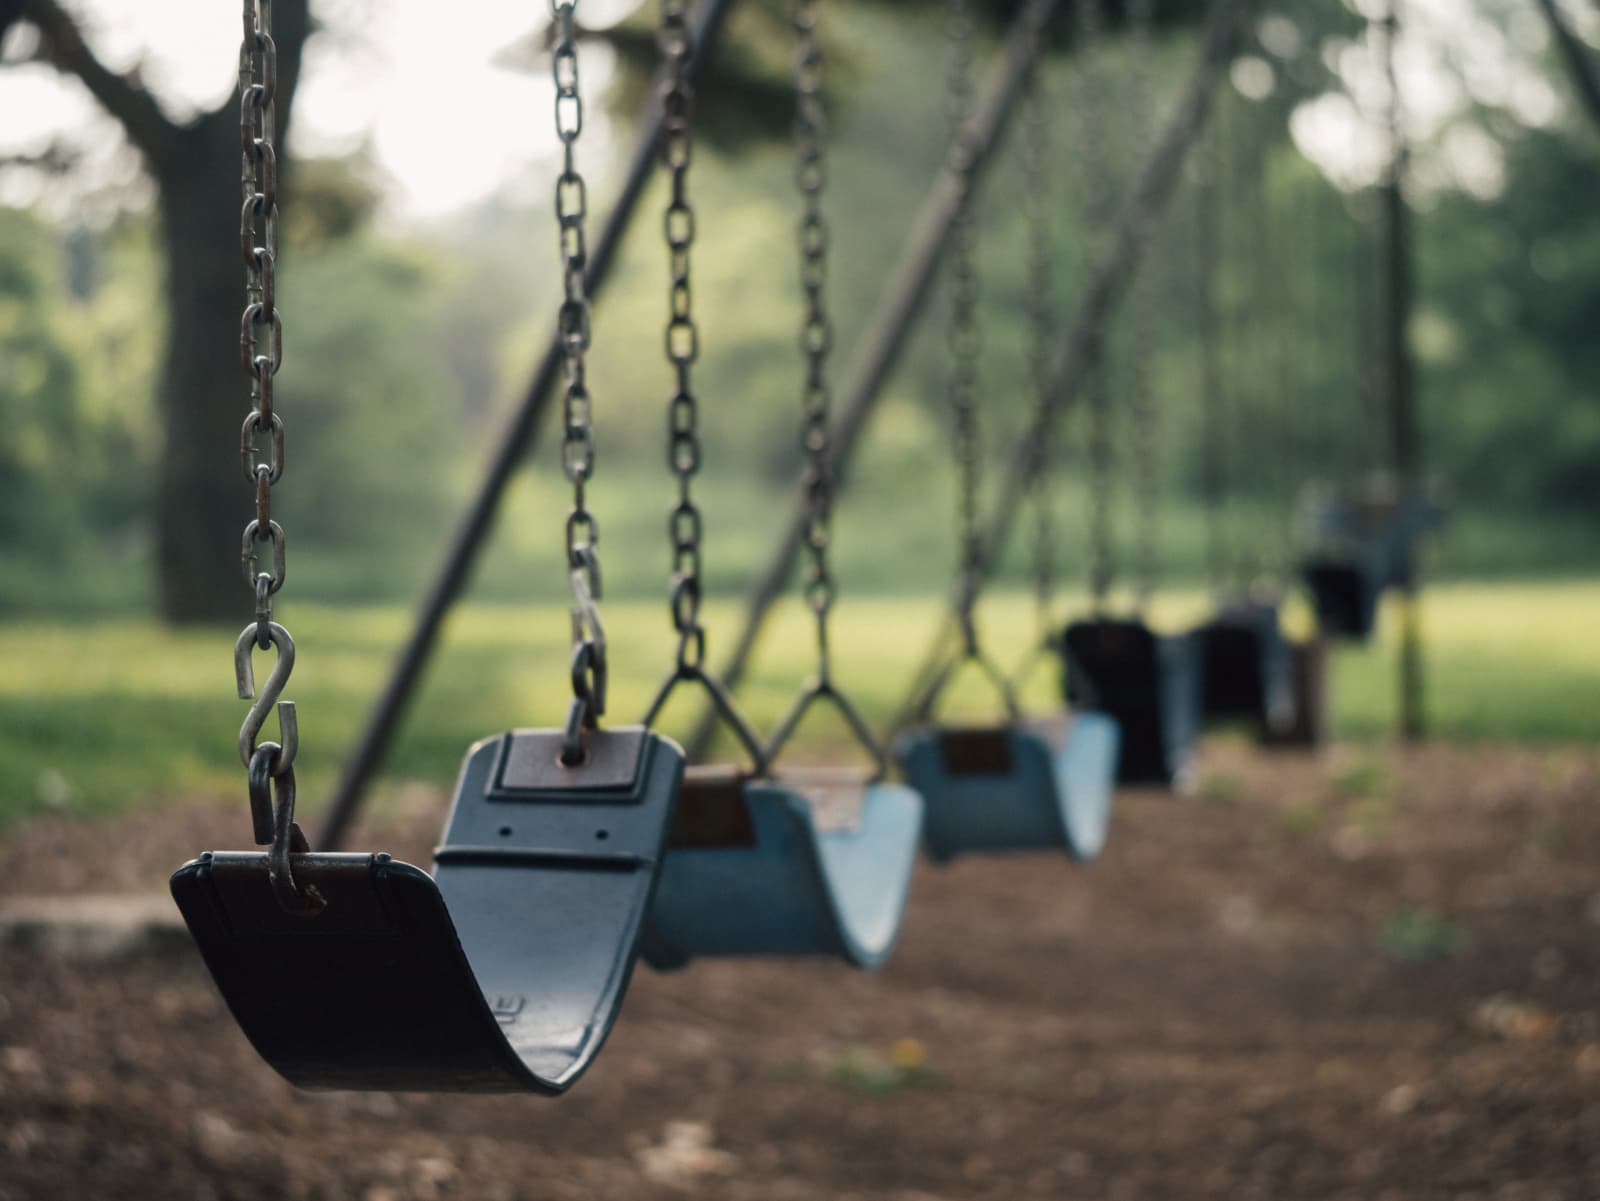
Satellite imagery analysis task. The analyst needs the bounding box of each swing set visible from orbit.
[168,0,1434,1095]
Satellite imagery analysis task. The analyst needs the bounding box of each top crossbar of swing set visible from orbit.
[318,0,1258,852]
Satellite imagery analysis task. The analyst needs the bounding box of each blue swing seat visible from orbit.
[1196,601,1294,733]
[893,712,1120,863]
[1301,483,1446,640]
[644,765,923,970]
[1062,618,1201,788]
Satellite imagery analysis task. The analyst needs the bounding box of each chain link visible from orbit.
[1193,116,1227,592]
[1020,41,1056,640]
[1074,0,1114,609]
[660,0,705,671]
[551,0,607,734]
[1247,94,1276,585]
[236,0,297,792]
[793,0,838,678]
[240,0,284,613]
[946,0,983,652]
[1127,0,1160,607]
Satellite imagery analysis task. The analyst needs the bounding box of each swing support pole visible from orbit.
[891,0,1251,729]
[316,0,740,850]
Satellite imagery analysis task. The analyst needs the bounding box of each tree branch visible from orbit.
[1535,0,1600,136]
[19,0,177,168]
[0,0,26,48]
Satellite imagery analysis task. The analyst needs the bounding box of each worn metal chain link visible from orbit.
[239,0,284,634]
[234,0,317,907]
[237,0,296,787]
[793,0,838,677]
[1193,115,1227,592]
[1020,41,1056,639]
[1127,0,1160,607]
[551,0,608,737]
[1246,91,1275,586]
[946,0,983,652]
[660,0,706,672]
[1074,0,1114,609]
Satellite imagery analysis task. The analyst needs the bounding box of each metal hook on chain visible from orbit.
[249,745,324,916]
[235,621,298,775]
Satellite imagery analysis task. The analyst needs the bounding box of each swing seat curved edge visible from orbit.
[891,713,1121,864]
[169,726,686,1093]
[643,771,924,971]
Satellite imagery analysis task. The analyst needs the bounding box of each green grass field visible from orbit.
[1,578,1596,827]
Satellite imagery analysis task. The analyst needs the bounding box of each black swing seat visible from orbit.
[893,712,1120,863]
[643,764,923,970]
[1302,552,1384,639]
[1061,618,1201,788]
[170,726,684,1093]
[1195,600,1294,733]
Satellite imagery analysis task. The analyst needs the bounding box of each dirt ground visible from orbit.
[1,740,1597,1201]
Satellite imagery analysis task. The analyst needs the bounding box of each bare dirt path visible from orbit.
[2,742,1597,1200]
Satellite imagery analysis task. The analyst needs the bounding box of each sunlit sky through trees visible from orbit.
[0,0,1591,221]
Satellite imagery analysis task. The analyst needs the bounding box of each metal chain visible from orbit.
[759,0,894,776]
[793,0,837,680]
[239,0,284,643]
[237,0,293,785]
[234,0,318,910]
[1193,116,1227,592]
[660,0,705,673]
[1020,43,1056,641]
[1074,0,1114,610]
[1214,88,1250,591]
[946,0,983,654]
[1247,95,1275,584]
[552,0,607,748]
[1127,0,1160,607]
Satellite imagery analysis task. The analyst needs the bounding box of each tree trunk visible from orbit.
[154,116,260,623]
[147,0,308,623]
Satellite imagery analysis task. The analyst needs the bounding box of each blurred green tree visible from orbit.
[0,207,84,553]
